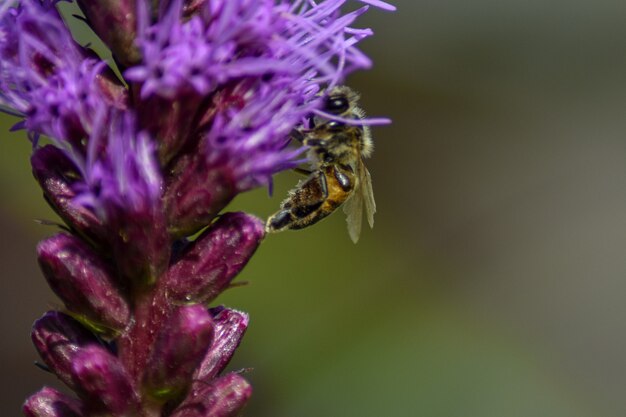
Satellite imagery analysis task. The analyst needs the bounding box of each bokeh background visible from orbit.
[2,1,626,416]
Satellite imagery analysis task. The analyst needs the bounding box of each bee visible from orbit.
[265,86,376,243]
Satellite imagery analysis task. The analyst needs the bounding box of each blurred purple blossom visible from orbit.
[0,0,393,415]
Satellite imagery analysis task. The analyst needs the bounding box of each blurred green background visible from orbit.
[2,1,626,416]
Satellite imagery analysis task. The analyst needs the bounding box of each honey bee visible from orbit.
[265,86,376,243]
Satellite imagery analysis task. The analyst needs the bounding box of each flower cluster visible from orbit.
[0,0,393,416]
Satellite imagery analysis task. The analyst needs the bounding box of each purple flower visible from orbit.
[0,0,393,415]
[0,0,127,143]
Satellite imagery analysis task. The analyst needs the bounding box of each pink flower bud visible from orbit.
[72,346,139,415]
[23,387,83,417]
[163,212,264,304]
[31,312,100,391]
[37,233,130,333]
[195,307,249,382]
[171,373,252,417]
[143,305,214,401]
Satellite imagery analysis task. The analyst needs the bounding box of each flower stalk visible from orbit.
[1,0,394,416]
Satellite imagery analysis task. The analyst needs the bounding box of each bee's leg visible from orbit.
[289,171,329,224]
[266,209,293,232]
[333,166,352,191]
[266,171,329,232]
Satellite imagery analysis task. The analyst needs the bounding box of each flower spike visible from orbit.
[1,1,393,415]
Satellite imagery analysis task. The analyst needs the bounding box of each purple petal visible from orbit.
[356,0,396,11]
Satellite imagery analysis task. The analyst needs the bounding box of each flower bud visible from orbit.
[163,152,237,237]
[136,94,204,165]
[72,346,139,416]
[95,63,130,109]
[37,233,130,334]
[75,0,140,67]
[23,387,83,417]
[172,373,252,417]
[31,146,106,244]
[107,207,170,286]
[163,212,264,304]
[143,305,214,401]
[31,312,100,391]
[195,307,249,381]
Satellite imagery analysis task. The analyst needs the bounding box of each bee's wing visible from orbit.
[361,163,376,228]
[343,159,375,243]
[343,185,363,243]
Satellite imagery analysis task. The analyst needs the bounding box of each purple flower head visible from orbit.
[126,0,393,192]
[77,109,162,219]
[2,0,394,415]
[71,108,170,282]
[0,0,126,143]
